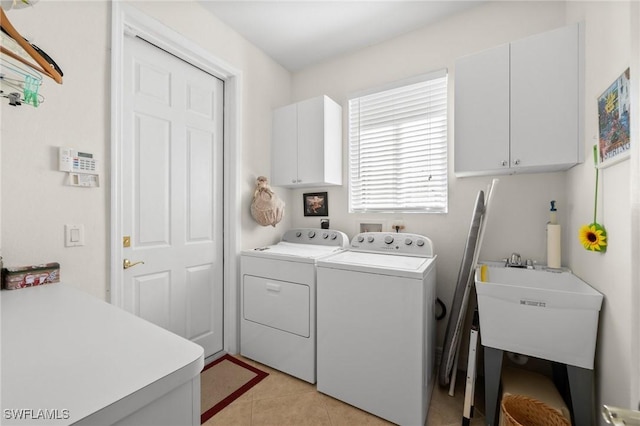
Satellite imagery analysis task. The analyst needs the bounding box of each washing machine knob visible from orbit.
[416,239,425,247]
[308,231,316,238]
[367,236,375,243]
[405,238,413,246]
[384,235,394,245]
[357,235,365,243]
[295,231,302,238]
[330,233,337,240]
[322,232,329,239]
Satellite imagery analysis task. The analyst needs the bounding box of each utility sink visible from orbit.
[475,263,603,369]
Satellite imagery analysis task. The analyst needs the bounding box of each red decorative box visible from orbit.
[2,262,60,290]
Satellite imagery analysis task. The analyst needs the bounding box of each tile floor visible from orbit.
[204,355,486,426]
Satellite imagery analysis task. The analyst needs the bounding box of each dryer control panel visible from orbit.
[350,232,434,257]
[281,228,349,248]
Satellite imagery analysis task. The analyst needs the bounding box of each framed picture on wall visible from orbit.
[303,192,328,217]
[597,67,631,168]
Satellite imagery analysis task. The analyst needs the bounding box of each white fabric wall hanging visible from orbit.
[250,176,285,227]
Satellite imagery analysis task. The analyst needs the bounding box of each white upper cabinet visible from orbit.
[454,43,510,175]
[272,102,298,186]
[271,95,342,188]
[455,23,584,177]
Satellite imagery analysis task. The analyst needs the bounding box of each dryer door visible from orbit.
[243,275,310,337]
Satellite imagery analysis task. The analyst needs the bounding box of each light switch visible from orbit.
[65,225,85,247]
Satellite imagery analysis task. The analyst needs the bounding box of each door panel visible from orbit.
[187,264,214,339]
[187,128,214,241]
[135,272,171,329]
[122,35,224,358]
[136,113,171,246]
[136,59,171,104]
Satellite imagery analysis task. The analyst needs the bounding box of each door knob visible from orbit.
[123,258,145,269]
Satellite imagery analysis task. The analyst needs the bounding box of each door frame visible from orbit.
[110,2,242,355]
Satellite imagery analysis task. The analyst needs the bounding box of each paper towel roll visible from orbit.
[547,224,561,268]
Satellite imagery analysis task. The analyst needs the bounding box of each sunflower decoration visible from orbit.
[579,223,607,252]
[579,146,607,252]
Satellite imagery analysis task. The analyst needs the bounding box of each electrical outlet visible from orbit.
[359,223,383,233]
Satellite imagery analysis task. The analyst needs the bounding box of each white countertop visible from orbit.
[1,283,204,425]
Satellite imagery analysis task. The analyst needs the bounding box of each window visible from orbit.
[348,70,448,213]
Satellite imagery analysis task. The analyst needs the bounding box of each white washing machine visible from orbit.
[317,232,437,426]
[240,228,349,383]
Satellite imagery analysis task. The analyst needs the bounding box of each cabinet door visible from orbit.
[510,24,579,169]
[296,97,325,185]
[271,103,298,186]
[454,43,510,176]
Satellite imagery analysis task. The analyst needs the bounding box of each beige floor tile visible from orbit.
[252,391,332,425]
[249,369,316,401]
[320,393,394,426]
[204,399,253,426]
[230,356,314,403]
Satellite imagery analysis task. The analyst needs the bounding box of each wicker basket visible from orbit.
[501,394,571,426]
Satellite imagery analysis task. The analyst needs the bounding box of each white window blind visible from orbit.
[348,71,448,213]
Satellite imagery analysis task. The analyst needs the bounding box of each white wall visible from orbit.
[1,1,110,299]
[565,1,636,418]
[0,0,292,300]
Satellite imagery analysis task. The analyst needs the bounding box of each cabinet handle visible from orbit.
[501,160,508,167]
[514,159,521,165]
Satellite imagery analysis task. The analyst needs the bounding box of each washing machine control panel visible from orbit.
[350,232,434,257]
[282,228,349,247]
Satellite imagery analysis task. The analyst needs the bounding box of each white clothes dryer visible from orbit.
[317,232,437,426]
[240,228,348,383]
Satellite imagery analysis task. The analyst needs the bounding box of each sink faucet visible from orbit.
[504,253,535,269]
[505,253,522,267]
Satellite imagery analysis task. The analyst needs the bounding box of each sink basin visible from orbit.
[475,263,603,369]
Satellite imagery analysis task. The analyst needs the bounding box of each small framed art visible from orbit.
[303,192,328,216]
[597,67,631,168]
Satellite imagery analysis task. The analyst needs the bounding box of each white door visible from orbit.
[120,35,224,357]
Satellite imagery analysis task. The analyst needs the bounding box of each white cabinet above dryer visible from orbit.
[271,95,342,188]
[454,23,584,177]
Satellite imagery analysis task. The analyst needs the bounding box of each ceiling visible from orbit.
[198,1,484,72]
